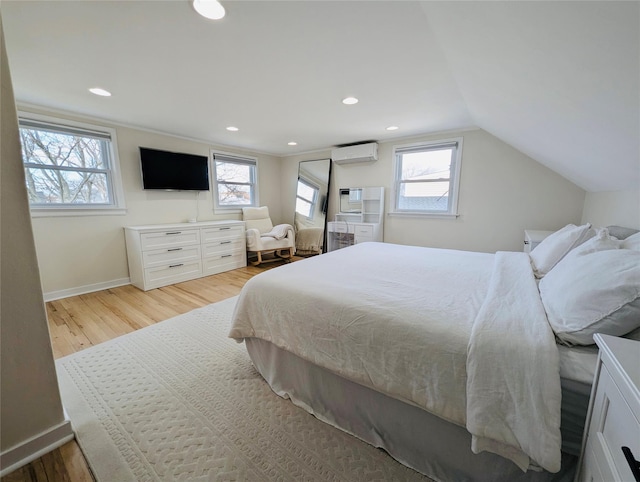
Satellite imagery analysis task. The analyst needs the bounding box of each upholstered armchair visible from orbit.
[242,206,295,265]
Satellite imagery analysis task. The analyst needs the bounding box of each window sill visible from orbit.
[29,207,128,218]
[388,211,459,220]
[213,206,258,215]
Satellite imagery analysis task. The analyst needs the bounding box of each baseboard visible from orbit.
[43,277,131,301]
[0,419,74,477]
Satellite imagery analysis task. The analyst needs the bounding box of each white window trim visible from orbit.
[211,150,259,214]
[390,137,463,218]
[18,111,127,217]
[296,176,319,220]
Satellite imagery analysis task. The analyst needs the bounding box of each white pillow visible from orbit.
[539,248,640,345]
[622,231,640,251]
[529,223,593,278]
[558,227,621,261]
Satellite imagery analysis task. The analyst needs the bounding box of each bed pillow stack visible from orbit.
[528,223,594,278]
[539,228,640,346]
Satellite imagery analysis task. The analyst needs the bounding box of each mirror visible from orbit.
[294,159,332,255]
[339,188,362,213]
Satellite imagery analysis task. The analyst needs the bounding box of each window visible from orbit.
[18,113,125,216]
[211,152,258,211]
[392,138,463,217]
[295,178,319,219]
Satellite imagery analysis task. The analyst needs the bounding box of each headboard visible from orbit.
[606,225,640,240]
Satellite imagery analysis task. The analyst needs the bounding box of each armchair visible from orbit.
[242,206,295,266]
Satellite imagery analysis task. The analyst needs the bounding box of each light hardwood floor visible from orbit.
[2,261,285,482]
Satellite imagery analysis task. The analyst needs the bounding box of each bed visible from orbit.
[229,225,640,482]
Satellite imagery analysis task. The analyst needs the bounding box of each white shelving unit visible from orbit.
[328,187,384,252]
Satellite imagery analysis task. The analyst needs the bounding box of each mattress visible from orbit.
[557,344,598,385]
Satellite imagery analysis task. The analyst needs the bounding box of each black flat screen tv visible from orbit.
[140,147,210,191]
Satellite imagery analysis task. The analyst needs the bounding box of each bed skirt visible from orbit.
[245,338,580,482]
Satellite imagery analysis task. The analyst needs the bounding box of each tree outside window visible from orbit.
[18,114,124,215]
[212,153,258,211]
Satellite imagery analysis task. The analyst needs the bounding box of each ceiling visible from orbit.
[1,1,638,192]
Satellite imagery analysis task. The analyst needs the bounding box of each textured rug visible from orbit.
[56,297,432,481]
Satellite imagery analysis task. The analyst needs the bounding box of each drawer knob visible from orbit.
[220,241,232,245]
[219,227,231,230]
[622,446,640,482]
[169,263,184,268]
[165,231,182,235]
[167,248,183,252]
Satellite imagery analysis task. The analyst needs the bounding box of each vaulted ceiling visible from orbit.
[2,1,638,192]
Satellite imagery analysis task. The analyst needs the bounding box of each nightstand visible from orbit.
[576,334,640,482]
[523,229,554,253]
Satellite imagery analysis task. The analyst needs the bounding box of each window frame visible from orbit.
[211,150,259,213]
[18,112,126,217]
[295,176,319,220]
[391,137,463,218]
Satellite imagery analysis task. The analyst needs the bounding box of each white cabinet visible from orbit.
[328,187,384,252]
[125,220,246,291]
[576,334,640,482]
[523,229,554,253]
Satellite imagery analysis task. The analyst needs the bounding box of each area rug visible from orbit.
[56,297,432,481]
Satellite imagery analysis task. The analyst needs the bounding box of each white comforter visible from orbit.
[229,242,561,472]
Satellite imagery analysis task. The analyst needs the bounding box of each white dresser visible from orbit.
[576,334,640,482]
[125,220,246,291]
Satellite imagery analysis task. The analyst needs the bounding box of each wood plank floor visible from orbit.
[2,260,287,482]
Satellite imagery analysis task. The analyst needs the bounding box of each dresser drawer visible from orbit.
[142,245,201,268]
[202,251,246,276]
[201,224,244,243]
[584,364,640,481]
[140,230,200,251]
[202,238,244,257]
[144,261,202,289]
[354,225,373,237]
[329,223,350,234]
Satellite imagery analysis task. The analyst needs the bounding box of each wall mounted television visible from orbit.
[139,147,210,191]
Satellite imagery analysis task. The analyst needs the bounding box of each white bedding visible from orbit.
[557,344,598,384]
[229,242,562,473]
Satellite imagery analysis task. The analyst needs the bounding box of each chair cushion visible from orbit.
[242,206,273,234]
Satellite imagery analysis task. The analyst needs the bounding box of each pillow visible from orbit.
[529,223,593,278]
[557,227,621,261]
[242,206,274,234]
[624,327,640,341]
[622,231,640,251]
[539,248,640,345]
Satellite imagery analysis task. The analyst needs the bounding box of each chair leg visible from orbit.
[249,251,263,266]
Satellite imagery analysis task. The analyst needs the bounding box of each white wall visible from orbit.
[19,106,283,297]
[1,18,71,473]
[283,129,586,253]
[24,110,588,295]
[581,189,640,229]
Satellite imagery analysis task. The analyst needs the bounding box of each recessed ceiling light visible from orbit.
[193,0,225,20]
[386,126,399,131]
[226,126,239,132]
[342,97,359,105]
[89,87,111,97]
[287,142,298,146]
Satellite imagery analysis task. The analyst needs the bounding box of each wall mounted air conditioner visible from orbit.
[331,142,378,164]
